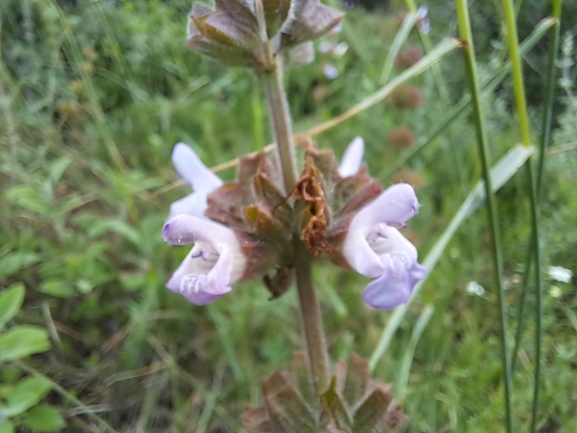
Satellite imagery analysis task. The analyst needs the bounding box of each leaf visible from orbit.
[321,378,352,432]
[0,283,25,328]
[352,386,394,432]
[0,252,42,279]
[49,156,72,183]
[87,219,140,245]
[290,352,315,409]
[22,405,66,432]
[5,185,49,215]
[0,376,52,418]
[39,280,76,298]
[0,326,51,363]
[343,354,369,408]
[260,371,317,433]
[396,306,434,401]
[378,12,419,85]
[0,421,15,433]
[265,385,318,433]
[241,405,274,433]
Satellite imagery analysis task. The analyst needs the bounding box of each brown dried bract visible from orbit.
[293,156,329,256]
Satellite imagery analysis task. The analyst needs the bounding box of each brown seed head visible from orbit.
[387,126,415,148]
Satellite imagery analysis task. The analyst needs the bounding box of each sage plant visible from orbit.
[162,0,427,430]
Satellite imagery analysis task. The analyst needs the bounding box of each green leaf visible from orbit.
[352,386,394,432]
[23,405,66,432]
[87,219,140,245]
[49,157,72,183]
[0,252,42,279]
[0,420,15,433]
[5,185,49,215]
[0,376,52,418]
[378,11,418,85]
[39,280,76,298]
[343,354,369,408]
[0,326,51,363]
[321,378,352,432]
[0,283,25,327]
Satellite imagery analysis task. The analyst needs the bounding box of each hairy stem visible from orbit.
[293,238,330,394]
[263,56,329,395]
[264,61,297,193]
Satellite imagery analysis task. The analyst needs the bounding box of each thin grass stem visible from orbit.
[499,1,554,430]
[380,17,554,180]
[378,12,418,85]
[17,361,120,433]
[505,1,563,430]
[455,1,514,431]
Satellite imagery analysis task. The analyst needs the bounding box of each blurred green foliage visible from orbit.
[0,0,576,431]
[0,284,65,432]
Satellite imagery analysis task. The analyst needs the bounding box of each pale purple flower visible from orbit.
[342,183,427,309]
[318,41,335,54]
[169,142,223,219]
[323,63,339,79]
[338,136,365,177]
[163,214,246,305]
[417,5,430,34]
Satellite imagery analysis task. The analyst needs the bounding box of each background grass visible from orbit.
[1,0,576,431]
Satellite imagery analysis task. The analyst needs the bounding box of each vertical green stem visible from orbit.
[263,63,297,193]
[499,1,555,430]
[511,0,562,381]
[262,58,329,396]
[455,2,514,432]
[293,238,330,394]
[501,0,532,147]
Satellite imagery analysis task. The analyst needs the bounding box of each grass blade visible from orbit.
[396,305,434,401]
[511,6,563,376]
[379,17,554,180]
[498,1,555,430]
[456,2,514,430]
[378,12,418,85]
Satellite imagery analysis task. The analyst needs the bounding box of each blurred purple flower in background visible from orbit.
[417,5,430,34]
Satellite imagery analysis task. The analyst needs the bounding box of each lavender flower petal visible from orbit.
[163,214,237,246]
[363,259,427,309]
[172,142,223,193]
[338,136,365,177]
[343,232,386,279]
[164,216,244,306]
[168,191,210,219]
[352,183,419,229]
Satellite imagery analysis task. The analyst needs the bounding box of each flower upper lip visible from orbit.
[168,142,223,219]
[338,136,365,178]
